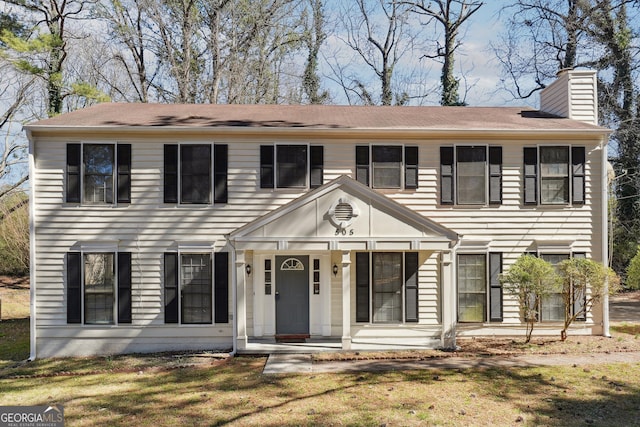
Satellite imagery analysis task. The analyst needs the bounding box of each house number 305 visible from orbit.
[335,228,354,236]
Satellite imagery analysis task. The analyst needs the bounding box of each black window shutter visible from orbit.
[489,252,503,322]
[405,146,419,189]
[572,146,586,205]
[524,147,538,205]
[164,145,178,203]
[117,144,132,203]
[572,252,587,320]
[404,252,419,322]
[260,145,274,188]
[164,253,178,323]
[66,144,81,203]
[67,252,82,323]
[214,144,228,203]
[355,146,370,186]
[440,146,454,204]
[310,145,324,188]
[118,252,132,323]
[214,252,229,323]
[489,146,502,204]
[355,252,370,322]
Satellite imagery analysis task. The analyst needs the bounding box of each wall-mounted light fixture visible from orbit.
[246,264,252,276]
[332,264,339,276]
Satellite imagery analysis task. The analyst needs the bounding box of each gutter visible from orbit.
[27,131,37,361]
[601,137,611,337]
[23,124,613,141]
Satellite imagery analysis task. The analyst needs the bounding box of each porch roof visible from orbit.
[226,175,459,252]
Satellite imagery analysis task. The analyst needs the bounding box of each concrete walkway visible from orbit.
[263,351,640,375]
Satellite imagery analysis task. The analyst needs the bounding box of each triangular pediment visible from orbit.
[227,176,458,251]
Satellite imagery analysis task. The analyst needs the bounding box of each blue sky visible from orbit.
[322,0,529,107]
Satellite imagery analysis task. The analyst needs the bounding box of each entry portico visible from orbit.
[226,175,459,352]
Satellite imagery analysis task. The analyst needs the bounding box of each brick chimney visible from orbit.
[539,69,598,125]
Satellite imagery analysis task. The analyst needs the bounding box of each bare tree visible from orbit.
[96,0,160,102]
[493,0,603,99]
[0,71,32,202]
[405,0,483,105]
[335,0,420,105]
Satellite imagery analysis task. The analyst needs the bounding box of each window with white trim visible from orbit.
[66,251,132,325]
[440,145,502,205]
[66,143,131,204]
[355,252,419,324]
[457,253,503,323]
[524,145,585,205]
[356,145,418,189]
[260,144,324,189]
[164,252,229,324]
[164,144,228,204]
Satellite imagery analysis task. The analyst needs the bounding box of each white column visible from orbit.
[440,250,456,349]
[341,250,352,350]
[235,250,248,350]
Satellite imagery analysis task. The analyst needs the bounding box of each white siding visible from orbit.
[32,130,606,356]
[540,69,598,125]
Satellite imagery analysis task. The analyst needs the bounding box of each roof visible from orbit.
[25,103,609,134]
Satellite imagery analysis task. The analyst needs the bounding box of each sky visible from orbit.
[322,0,531,108]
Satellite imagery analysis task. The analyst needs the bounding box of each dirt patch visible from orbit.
[314,330,640,362]
[611,289,640,302]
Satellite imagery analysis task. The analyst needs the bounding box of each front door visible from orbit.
[275,255,310,336]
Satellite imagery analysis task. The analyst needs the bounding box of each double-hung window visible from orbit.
[457,253,503,323]
[539,253,570,321]
[66,143,131,204]
[164,252,229,324]
[260,144,324,189]
[524,146,585,205]
[356,145,418,189]
[164,144,228,204]
[355,252,419,324]
[66,251,132,325]
[440,146,502,205]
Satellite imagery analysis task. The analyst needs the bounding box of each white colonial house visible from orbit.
[26,69,611,358]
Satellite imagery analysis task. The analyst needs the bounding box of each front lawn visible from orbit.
[1,354,640,426]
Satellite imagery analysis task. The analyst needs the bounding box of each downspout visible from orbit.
[226,236,238,356]
[601,137,610,337]
[27,132,37,361]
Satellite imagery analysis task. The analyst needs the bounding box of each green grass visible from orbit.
[3,281,640,425]
[1,356,640,426]
[0,318,29,366]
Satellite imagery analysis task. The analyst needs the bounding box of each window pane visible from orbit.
[458,254,486,322]
[372,146,402,188]
[277,145,307,188]
[83,145,114,203]
[456,147,486,204]
[540,147,569,204]
[540,254,569,321]
[84,253,115,324]
[181,145,211,203]
[372,253,403,323]
[181,254,212,324]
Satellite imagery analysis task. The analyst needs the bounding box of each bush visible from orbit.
[625,247,640,290]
